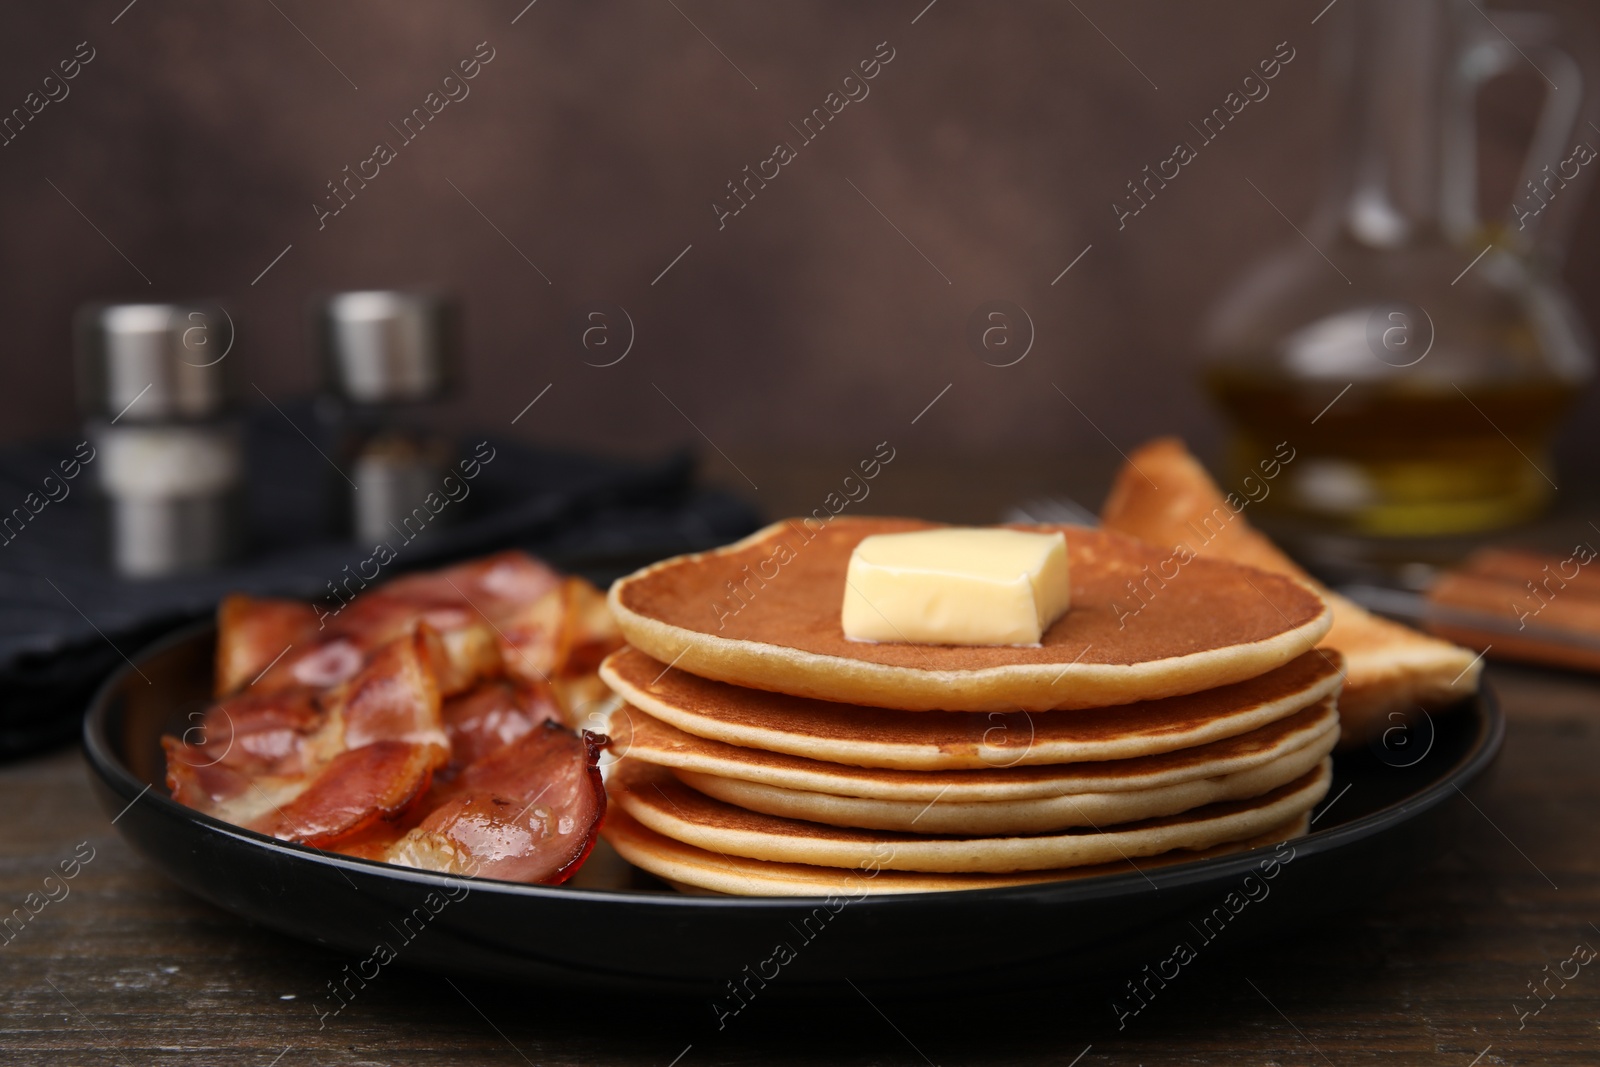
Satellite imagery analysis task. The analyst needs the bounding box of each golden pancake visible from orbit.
[613,694,1338,798]
[608,518,1332,712]
[602,645,1343,770]
[610,759,1331,873]
[604,807,1311,896]
[676,723,1336,834]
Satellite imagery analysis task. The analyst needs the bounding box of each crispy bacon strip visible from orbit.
[170,628,452,835]
[163,742,311,832]
[547,580,624,724]
[165,741,253,810]
[331,625,450,761]
[497,585,571,687]
[215,596,322,696]
[381,551,564,618]
[228,551,565,696]
[382,723,606,884]
[170,551,612,886]
[433,623,503,697]
[563,578,624,675]
[199,687,323,774]
[251,741,437,848]
[163,686,326,816]
[441,680,563,776]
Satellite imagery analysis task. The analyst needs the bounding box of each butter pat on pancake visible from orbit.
[842,527,1071,646]
[608,518,1332,712]
[601,645,1344,769]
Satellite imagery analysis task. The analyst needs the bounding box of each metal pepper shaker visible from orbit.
[316,290,458,545]
[74,302,242,578]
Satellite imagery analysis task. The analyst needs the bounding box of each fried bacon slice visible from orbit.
[180,686,323,776]
[497,583,571,687]
[163,686,326,821]
[165,745,252,812]
[215,596,323,696]
[384,723,607,884]
[219,551,567,698]
[329,625,451,760]
[380,551,564,616]
[251,741,438,847]
[441,679,563,777]
[497,577,625,706]
[171,626,450,831]
[563,577,624,674]
[170,551,612,885]
[163,744,311,833]
[433,623,503,697]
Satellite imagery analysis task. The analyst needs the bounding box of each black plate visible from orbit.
[84,622,1502,996]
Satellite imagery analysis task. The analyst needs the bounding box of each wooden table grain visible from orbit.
[0,657,1595,1065]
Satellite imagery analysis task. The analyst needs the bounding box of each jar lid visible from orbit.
[74,302,235,422]
[318,290,457,404]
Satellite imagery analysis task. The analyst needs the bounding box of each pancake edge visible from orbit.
[603,808,1312,897]
[613,759,1332,874]
[601,653,1345,770]
[608,520,1334,712]
[675,723,1339,834]
[615,697,1340,798]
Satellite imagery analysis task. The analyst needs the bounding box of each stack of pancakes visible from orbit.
[600,517,1342,896]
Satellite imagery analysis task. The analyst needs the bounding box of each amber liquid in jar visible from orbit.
[1207,369,1581,537]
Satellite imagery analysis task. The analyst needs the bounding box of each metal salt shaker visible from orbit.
[74,302,242,578]
[317,290,458,545]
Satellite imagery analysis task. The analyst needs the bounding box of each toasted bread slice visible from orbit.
[1099,438,1481,746]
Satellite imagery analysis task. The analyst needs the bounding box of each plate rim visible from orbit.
[82,619,1505,911]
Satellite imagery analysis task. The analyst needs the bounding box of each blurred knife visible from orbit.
[1340,581,1600,664]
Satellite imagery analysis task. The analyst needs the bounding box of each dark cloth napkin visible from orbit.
[0,405,759,758]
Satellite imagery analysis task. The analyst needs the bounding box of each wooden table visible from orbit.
[0,656,1594,1066]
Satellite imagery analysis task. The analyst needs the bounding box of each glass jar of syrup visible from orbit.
[1203,0,1595,539]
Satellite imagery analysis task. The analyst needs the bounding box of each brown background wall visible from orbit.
[1,0,1598,499]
